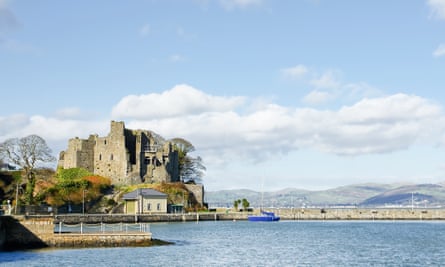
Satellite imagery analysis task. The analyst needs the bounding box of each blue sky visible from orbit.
[2,0,445,191]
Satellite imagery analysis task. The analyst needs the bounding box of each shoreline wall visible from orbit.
[0,216,154,251]
[273,208,445,220]
[3,208,445,250]
[54,208,445,223]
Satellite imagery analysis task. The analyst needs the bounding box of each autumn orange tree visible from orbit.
[42,167,111,208]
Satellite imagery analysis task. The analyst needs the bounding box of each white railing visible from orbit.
[55,222,150,235]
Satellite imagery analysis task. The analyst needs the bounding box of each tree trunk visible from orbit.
[25,172,35,205]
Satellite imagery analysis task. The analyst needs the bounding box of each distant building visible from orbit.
[123,188,168,214]
[0,163,16,171]
[58,121,180,185]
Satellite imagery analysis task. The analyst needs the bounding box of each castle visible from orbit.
[58,121,180,185]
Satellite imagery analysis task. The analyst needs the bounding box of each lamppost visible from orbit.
[82,189,88,215]
[7,199,11,215]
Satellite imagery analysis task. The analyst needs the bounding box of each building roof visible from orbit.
[122,188,167,200]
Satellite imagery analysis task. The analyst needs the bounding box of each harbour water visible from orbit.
[1,220,445,266]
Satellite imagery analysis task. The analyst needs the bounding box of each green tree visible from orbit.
[242,198,250,211]
[234,199,241,211]
[43,168,111,210]
[53,168,90,205]
[170,138,206,183]
[0,135,56,204]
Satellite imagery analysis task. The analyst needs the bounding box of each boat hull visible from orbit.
[247,215,280,222]
[248,211,280,221]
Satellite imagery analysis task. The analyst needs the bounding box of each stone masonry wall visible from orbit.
[0,216,155,251]
[58,121,179,185]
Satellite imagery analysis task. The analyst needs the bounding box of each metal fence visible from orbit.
[55,222,150,235]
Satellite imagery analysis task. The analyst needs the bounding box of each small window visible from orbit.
[104,140,107,145]
[157,203,161,211]
[99,154,102,160]
[147,203,151,210]
[110,154,114,160]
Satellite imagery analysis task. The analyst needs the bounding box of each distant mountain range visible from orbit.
[205,182,445,208]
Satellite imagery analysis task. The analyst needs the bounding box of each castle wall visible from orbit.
[60,136,95,172]
[93,122,129,184]
[58,121,179,186]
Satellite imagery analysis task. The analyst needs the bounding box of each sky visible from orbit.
[1,0,445,192]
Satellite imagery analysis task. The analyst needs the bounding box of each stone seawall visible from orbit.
[0,216,158,251]
[276,208,445,220]
[53,208,445,224]
[47,233,162,248]
[54,212,248,224]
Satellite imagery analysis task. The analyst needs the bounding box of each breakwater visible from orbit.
[54,208,445,224]
[277,207,445,220]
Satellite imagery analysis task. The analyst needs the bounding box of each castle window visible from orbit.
[99,154,102,160]
[104,140,107,145]
[110,154,114,160]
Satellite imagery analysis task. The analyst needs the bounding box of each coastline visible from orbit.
[54,208,445,223]
[3,208,445,251]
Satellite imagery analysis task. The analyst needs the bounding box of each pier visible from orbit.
[0,215,161,251]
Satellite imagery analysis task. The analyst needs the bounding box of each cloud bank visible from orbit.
[111,85,444,164]
[2,85,444,171]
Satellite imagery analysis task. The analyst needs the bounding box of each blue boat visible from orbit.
[248,210,280,222]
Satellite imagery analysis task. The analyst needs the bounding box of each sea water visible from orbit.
[1,220,445,266]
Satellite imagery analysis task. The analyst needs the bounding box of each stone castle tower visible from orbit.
[58,121,180,185]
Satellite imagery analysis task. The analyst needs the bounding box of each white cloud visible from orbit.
[310,70,341,89]
[282,64,382,105]
[112,85,445,164]
[2,86,444,183]
[303,90,332,105]
[54,107,82,118]
[111,84,246,119]
[139,23,150,37]
[281,65,308,79]
[0,113,29,137]
[220,0,263,10]
[428,0,445,20]
[0,115,108,164]
[433,43,445,57]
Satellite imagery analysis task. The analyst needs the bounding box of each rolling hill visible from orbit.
[205,182,445,208]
